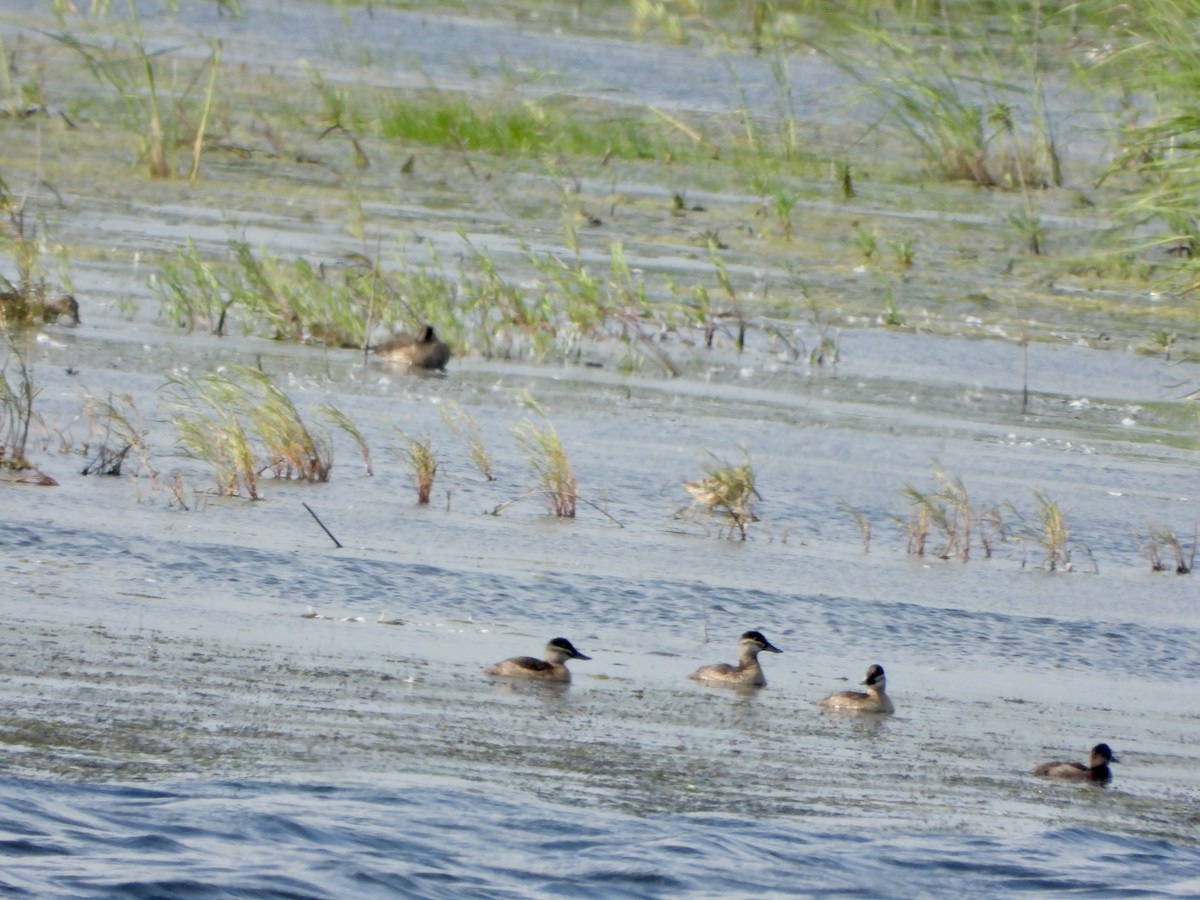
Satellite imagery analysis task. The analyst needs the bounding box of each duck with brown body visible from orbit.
[484,637,592,683]
[0,290,79,326]
[688,630,782,687]
[1031,743,1118,783]
[815,664,895,714]
[372,324,451,370]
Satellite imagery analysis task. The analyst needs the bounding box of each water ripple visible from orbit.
[2,777,1198,898]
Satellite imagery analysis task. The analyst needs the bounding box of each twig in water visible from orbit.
[303,501,343,548]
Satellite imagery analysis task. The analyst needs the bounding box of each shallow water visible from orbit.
[4,776,1200,898]
[3,1,1200,897]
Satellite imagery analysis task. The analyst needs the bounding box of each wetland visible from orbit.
[2,1,1199,896]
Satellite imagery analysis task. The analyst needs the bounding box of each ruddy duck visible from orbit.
[484,637,591,683]
[372,324,451,370]
[816,664,894,714]
[688,630,782,686]
[1030,743,1118,783]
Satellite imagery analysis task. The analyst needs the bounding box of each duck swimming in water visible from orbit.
[484,637,591,683]
[372,324,451,370]
[1030,743,1118,783]
[815,664,894,714]
[687,630,782,687]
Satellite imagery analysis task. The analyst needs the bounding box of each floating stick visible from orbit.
[302,502,343,548]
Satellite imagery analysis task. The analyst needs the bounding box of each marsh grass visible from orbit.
[0,194,77,327]
[881,287,905,326]
[1133,524,1196,574]
[854,226,877,262]
[900,462,1003,561]
[892,238,915,268]
[321,404,372,476]
[440,400,493,481]
[370,90,694,163]
[154,239,458,348]
[305,62,371,169]
[165,365,333,497]
[509,396,577,519]
[804,295,840,367]
[1095,0,1200,295]
[459,234,682,372]
[243,370,332,482]
[52,3,222,179]
[839,500,872,554]
[1007,487,1081,572]
[832,7,1062,190]
[513,418,576,518]
[0,326,38,471]
[80,390,153,480]
[705,243,747,351]
[395,432,437,504]
[681,448,758,541]
[167,373,259,498]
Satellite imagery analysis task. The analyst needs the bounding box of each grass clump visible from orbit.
[153,239,461,350]
[1133,524,1196,574]
[510,396,577,519]
[1029,488,1072,572]
[1093,0,1200,295]
[899,461,1004,560]
[371,91,692,163]
[831,4,1062,190]
[839,500,872,554]
[513,418,576,518]
[165,365,333,498]
[440,400,494,482]
[681,448,759,541]
[321,404,372,476]
[0,326,39,473]
[1007,487,1088,572]
[395,432,438,504]
[0,192,78,327]
[79,391,153,480]
[50,4,221,179]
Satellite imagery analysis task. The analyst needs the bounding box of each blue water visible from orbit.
[3,777,1198,898]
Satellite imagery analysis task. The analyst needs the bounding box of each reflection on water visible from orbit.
[485,678,572,701]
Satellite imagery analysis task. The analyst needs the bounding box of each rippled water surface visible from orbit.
[3,1,1200,897]
[4,776,1200,898]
